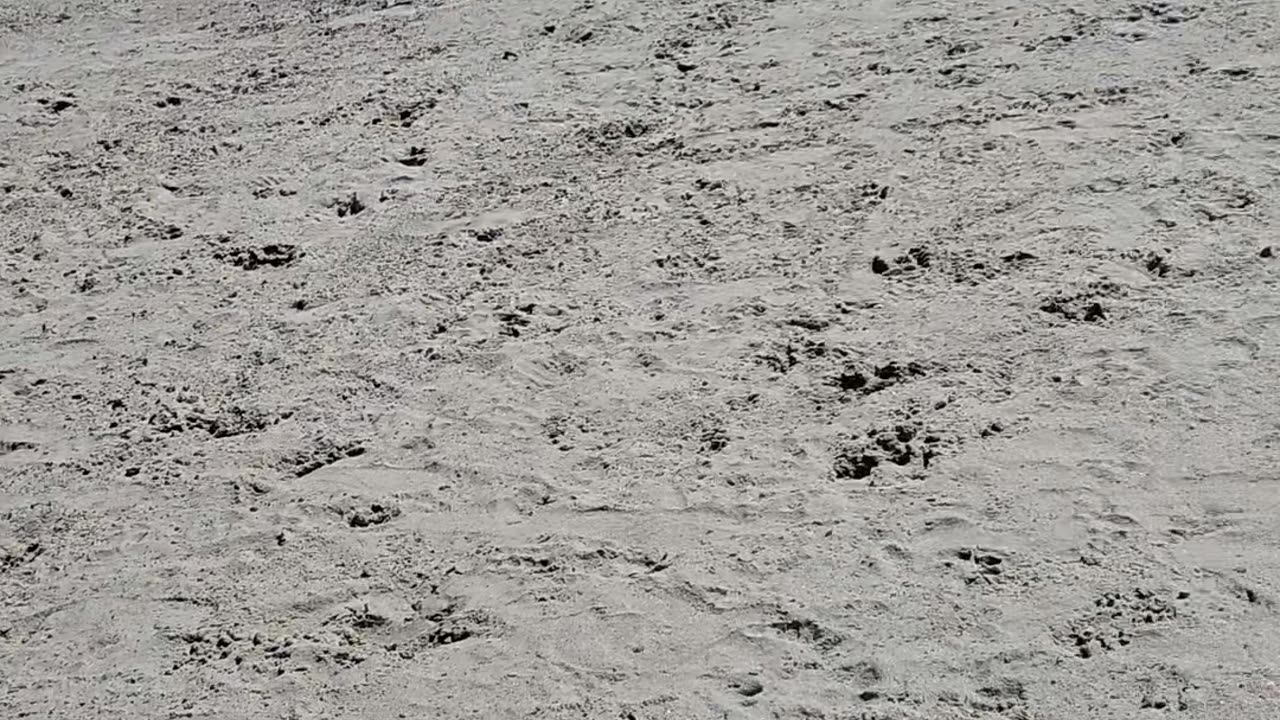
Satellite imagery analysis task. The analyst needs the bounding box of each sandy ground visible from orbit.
[3,0,1280,717]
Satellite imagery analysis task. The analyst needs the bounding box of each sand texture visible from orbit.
[3,0,1280,717]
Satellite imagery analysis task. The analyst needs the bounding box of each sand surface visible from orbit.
[3,0,1280,717]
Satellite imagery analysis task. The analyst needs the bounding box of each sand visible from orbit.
[3,0,1280,717]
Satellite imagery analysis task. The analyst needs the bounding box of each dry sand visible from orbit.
[3,0,1280,717]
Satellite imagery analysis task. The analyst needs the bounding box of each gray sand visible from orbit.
[3,0,1280,717]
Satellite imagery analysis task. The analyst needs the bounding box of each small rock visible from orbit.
[729,675,763,697]
[335,193,365,218]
